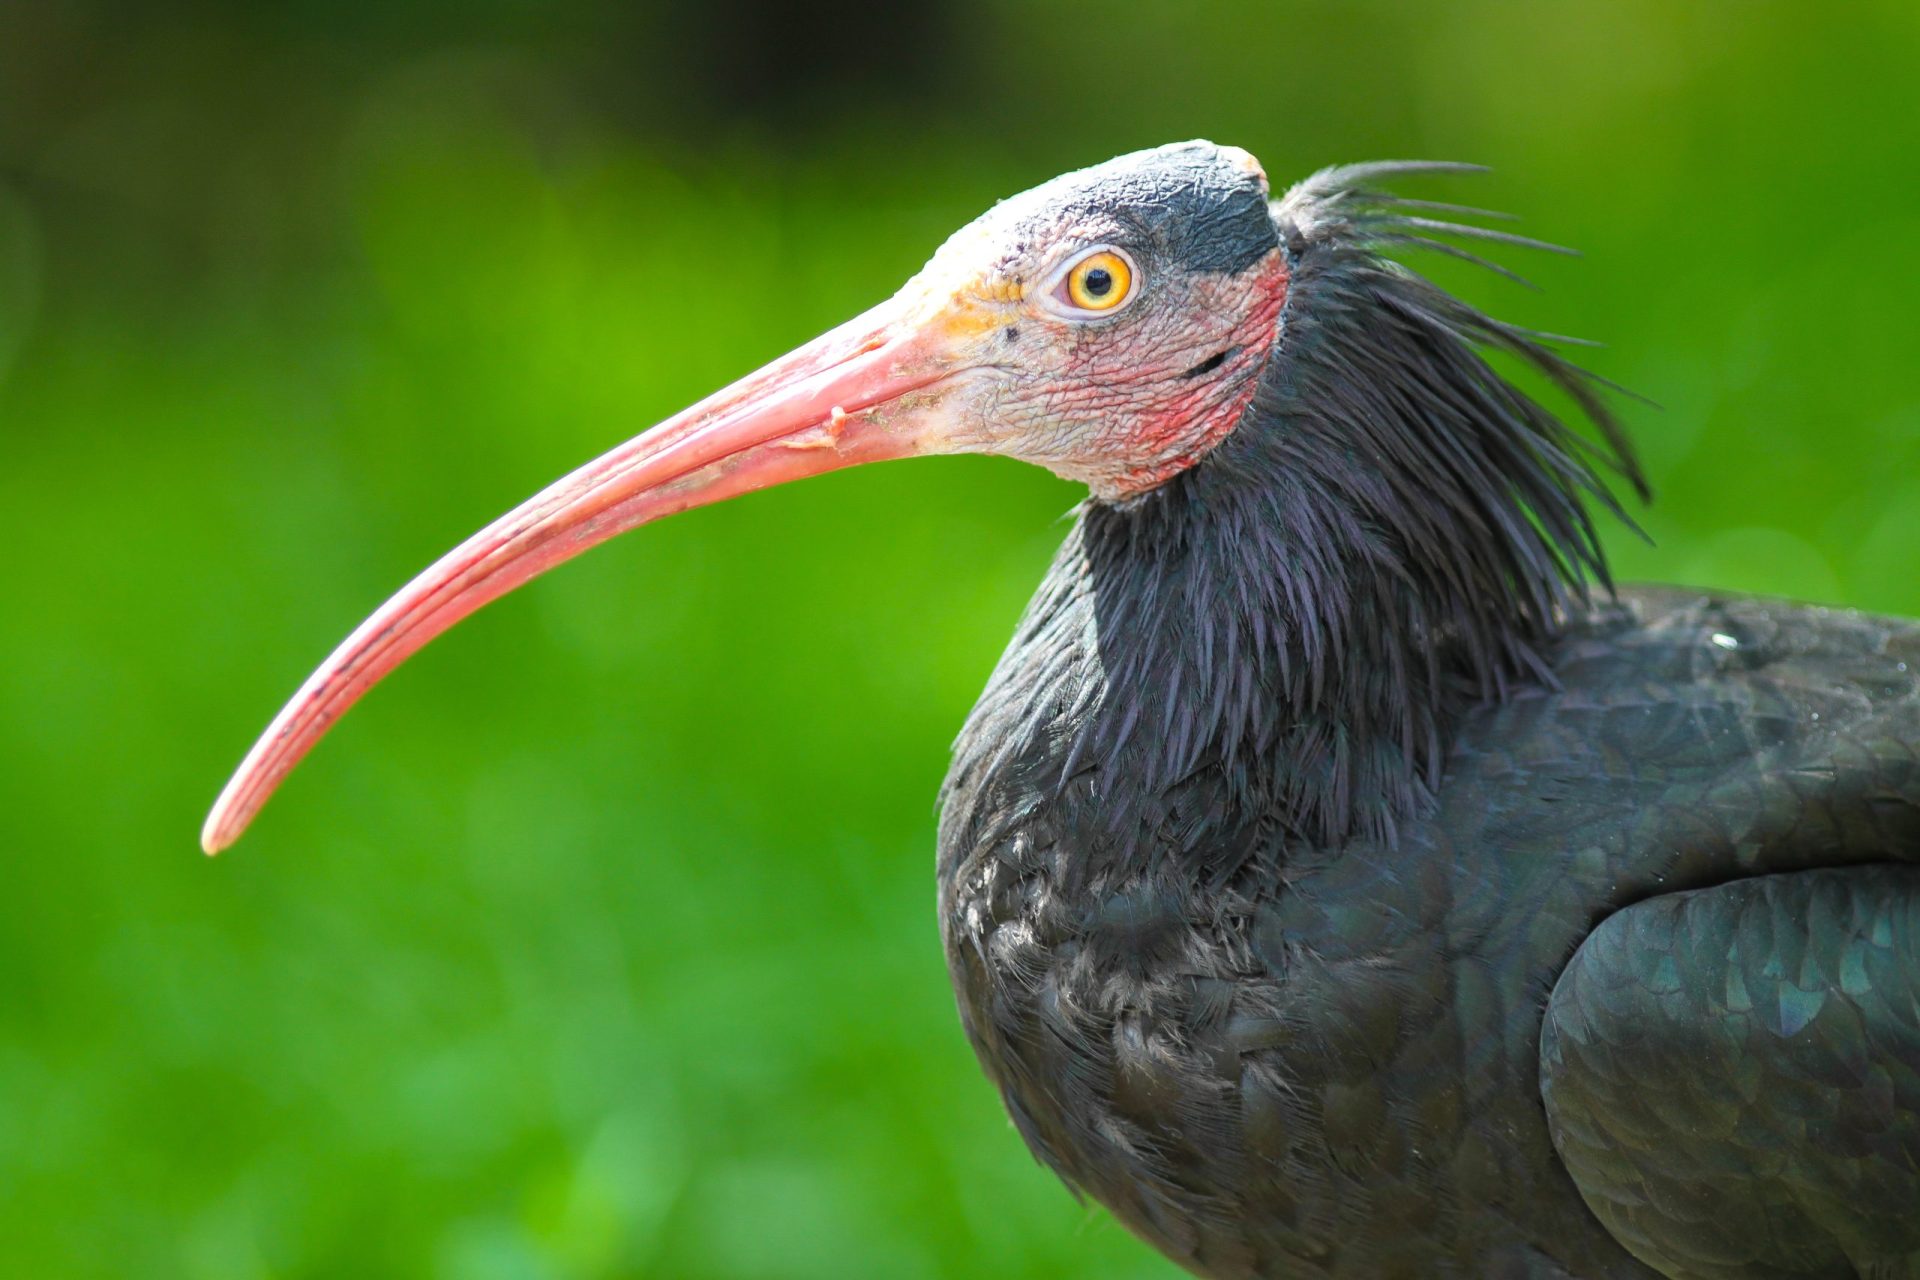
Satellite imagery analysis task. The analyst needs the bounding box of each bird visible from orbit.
[203,141,1920,1279]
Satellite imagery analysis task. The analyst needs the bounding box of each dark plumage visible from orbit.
[207,143,1920,1279]
[937,162,1920,1278]
[947,162,1646,856]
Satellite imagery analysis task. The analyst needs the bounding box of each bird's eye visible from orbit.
[1054,248,1136,316]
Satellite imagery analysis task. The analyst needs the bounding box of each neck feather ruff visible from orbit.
[948,162,1645,859]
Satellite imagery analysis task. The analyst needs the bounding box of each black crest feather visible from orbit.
[946,162,1646,866]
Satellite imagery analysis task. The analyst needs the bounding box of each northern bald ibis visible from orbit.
[206,143,1920,1280]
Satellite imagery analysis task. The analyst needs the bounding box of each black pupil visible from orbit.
[1082,266,1113,297]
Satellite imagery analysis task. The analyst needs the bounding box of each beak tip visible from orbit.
[200,791,246,856]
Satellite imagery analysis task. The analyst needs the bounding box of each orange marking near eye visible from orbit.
[936,297,1012,339]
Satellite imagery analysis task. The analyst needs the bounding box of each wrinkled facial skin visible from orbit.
[895,141,1289,499]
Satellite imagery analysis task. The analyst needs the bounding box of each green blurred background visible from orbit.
[3,1,1918,1275]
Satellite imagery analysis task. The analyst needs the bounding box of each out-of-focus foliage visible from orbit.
[1,1,1917,1275]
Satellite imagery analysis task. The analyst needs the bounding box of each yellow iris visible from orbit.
[1065,250,1133,312]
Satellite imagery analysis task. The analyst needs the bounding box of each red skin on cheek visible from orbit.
[1107,248,1291,497]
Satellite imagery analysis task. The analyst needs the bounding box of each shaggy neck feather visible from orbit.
[946,162,1643,861]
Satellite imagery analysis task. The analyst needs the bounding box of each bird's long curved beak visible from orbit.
[202,295,974,854]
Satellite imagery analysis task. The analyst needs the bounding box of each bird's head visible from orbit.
[202,140,1294,852]
[884,140,1287,497]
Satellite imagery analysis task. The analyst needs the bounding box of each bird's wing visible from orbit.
[1540,866,1920,1280]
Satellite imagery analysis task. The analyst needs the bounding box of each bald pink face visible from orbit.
[888,141,1290,497]
[948,244,1289,497]
[203,140,1289,851]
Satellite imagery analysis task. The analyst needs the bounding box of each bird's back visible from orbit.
[938,587,1920,1279]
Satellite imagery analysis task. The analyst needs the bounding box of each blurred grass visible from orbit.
[1,2,1918,1276]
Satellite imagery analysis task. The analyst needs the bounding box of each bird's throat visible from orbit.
[946,450,1454,873]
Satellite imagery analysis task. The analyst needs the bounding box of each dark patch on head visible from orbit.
[1005,141,1279,282]
[1148,153,1277,276]
[1003,326,1020,344]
